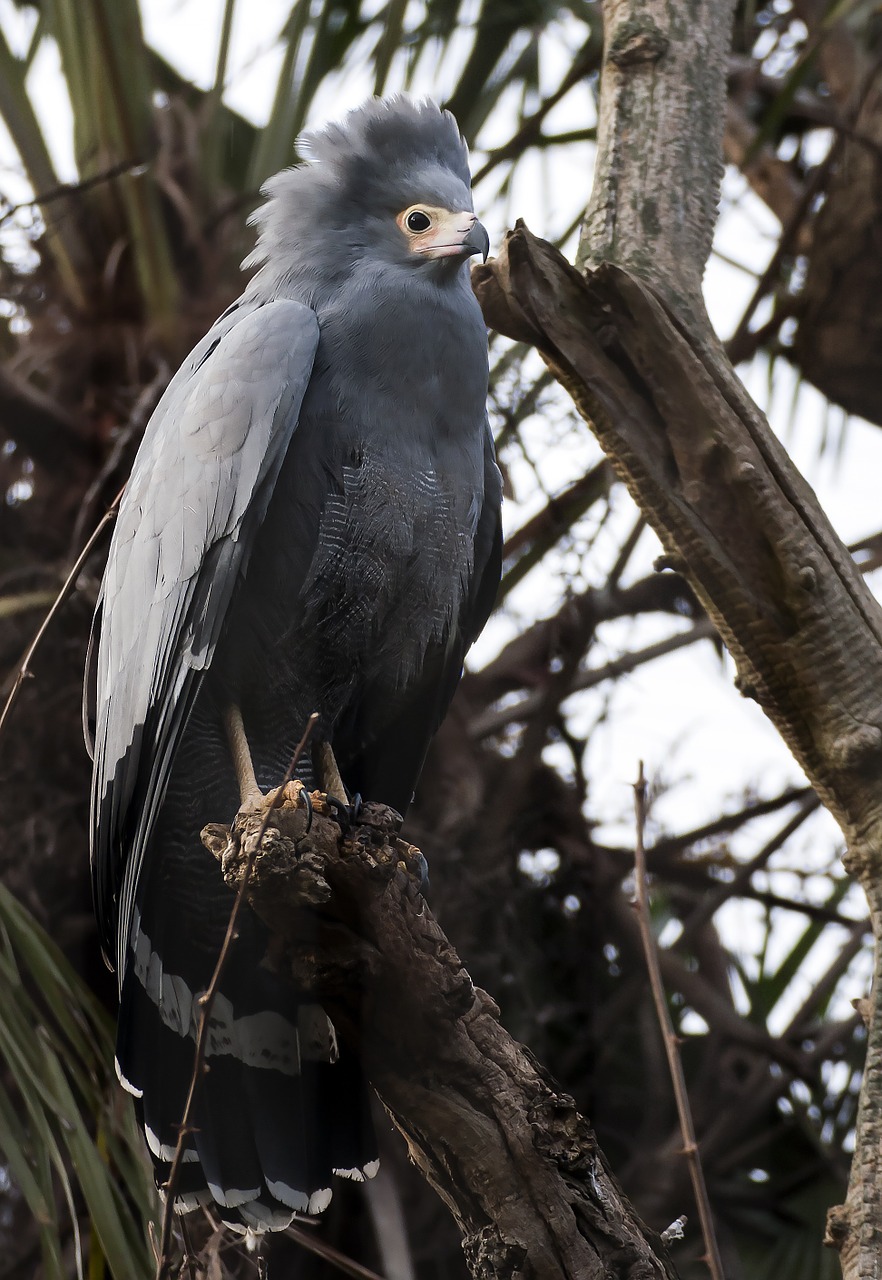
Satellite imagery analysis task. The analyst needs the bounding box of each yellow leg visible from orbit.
[316,741,348,804]
[223,704,264,810]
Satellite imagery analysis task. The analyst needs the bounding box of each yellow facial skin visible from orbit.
[396,205,481,260]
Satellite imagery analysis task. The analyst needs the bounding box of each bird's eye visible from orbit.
[405,210,432,233]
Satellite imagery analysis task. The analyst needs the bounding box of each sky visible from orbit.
[0,0,874,1024]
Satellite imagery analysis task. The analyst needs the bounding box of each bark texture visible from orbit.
[577,0,733,324]
[203,791,679,1280]
[474,235,882,851]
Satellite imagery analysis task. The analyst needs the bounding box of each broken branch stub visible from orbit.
[201,788,680,1280]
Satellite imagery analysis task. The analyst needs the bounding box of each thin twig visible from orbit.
[468,619,717,739]
[0,493,121,747]
[156,712,320,1280]
[632,762,725,1280]
[606,514,646,591]
[286,1222,387,1280]
[723,153,833,366]
[675,791,820,949]
[642,784,814,864]
[0,158,148,225]
[471,42,600,185]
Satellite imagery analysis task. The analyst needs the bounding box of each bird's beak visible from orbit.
[418,212,490,262]
[461,217,490,262]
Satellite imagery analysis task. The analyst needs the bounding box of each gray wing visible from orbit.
[86,299,320,975]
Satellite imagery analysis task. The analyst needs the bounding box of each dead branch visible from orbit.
[631,763,724,1280]
[202,790,681,1280]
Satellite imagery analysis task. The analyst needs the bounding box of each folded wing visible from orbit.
[86,300,320,977]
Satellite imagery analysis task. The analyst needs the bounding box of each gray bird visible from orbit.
[84,97,502,1233]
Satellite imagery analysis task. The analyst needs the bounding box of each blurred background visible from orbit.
[0,1,878,1276]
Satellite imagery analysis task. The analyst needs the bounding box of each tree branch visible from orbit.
[0,367,92,473]
[474,229,882,862]
[203,793,681,1280]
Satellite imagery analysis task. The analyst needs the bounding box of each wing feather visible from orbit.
[87,299,320,974]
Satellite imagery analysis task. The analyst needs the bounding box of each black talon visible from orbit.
[325,794,353,832]
[300,787,314,833]
[325,790,362,832]
[413,851,430,896]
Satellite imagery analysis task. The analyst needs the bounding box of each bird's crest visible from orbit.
[245,96,473,273]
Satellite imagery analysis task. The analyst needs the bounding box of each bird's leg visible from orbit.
[224,704,313,828]
[316,741,362,829]
[224,704,263,811]
[316,742,347,805]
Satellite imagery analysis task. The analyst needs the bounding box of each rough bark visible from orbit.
[474,233,882,845]
[202,791,680,1280]
[576,0,732,325]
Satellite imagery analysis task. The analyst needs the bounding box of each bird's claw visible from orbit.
[411,850,430,895]
[299,786,314,833]
[325,791,362,833]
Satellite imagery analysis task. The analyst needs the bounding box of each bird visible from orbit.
[84,96,502,1234]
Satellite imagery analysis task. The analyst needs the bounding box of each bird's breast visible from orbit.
[300,447,478,689]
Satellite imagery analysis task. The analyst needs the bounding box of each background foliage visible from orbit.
[0,0,878,1276]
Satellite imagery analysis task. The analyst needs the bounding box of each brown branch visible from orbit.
[205,792,681,1280]
[468,618,717,740]
[722,98,807,233]
[0,366,92,472]
[723,148,836,366]
[632,764,724,1280]
[472,225,882,853]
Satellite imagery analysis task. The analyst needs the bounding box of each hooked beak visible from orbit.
[417,212,490,263]
[461,217,490,262]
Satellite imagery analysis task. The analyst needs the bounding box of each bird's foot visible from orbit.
[238,779,314,832]
[325,791,362,833]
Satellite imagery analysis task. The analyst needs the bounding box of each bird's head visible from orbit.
[245,96,489,300]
